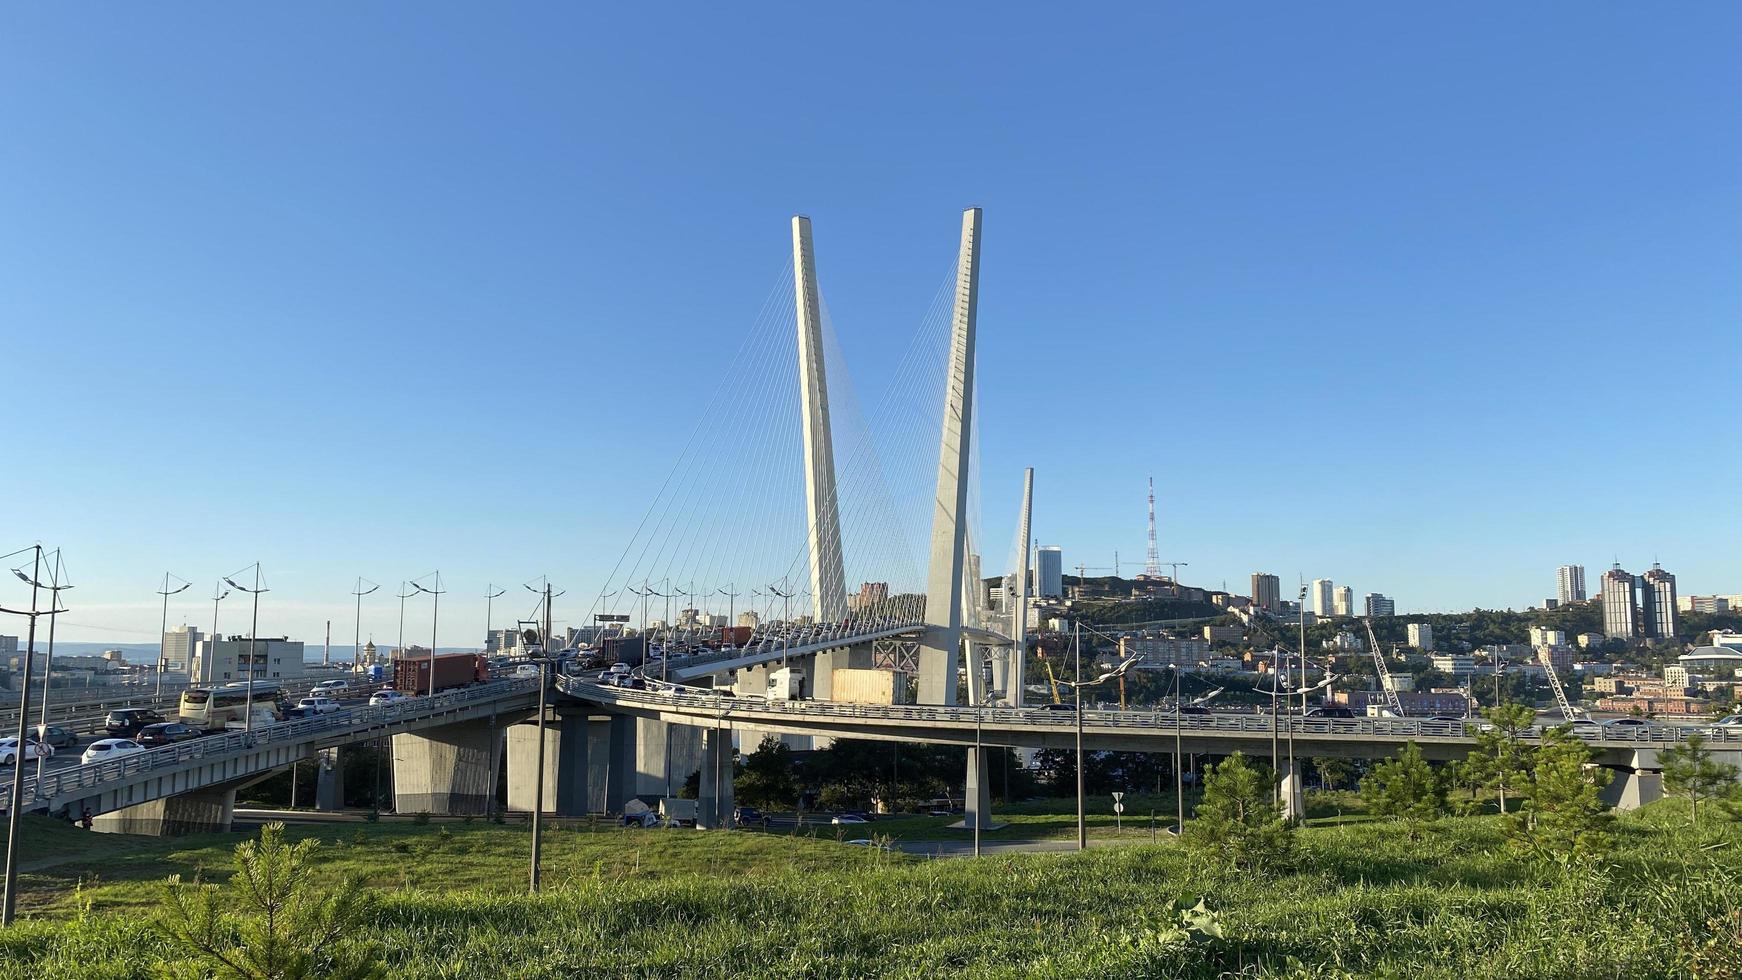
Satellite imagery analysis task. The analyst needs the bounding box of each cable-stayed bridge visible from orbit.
[3,208,1717,835]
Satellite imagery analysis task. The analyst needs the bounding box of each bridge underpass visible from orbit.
[558,678,1742,820]
[0,679,543,834]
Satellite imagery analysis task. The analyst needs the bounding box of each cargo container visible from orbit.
[717,625,753,648]
[766,666,806,701]
[393,652,487,694]
[601,635,646,666]
[830,667,910,706]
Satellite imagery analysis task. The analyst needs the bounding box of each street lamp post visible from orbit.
[222,565,268,734]
[35,553,72,785]
[411,573,444,698]
[485,585,506,652]
[529,659,548,893]
[351,578,379,676]
[155,572,191,697]
[2,546,70,926]
[207,583,230,686]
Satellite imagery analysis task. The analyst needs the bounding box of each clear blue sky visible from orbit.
[5,4,1739,646]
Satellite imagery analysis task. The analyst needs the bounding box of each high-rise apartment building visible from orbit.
[1333,586,1354,617]
[1641,563,1677,640]
[1251,573,1280,613]
[1557,565,1587,604]
[161,625,202,672]
[1037,546,1063,598]
[1311,579,1335,618]
[1601,564,1639,639]
[1407,622,1435,651]
[1363,593,1395,617]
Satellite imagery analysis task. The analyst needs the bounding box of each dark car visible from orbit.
[1032,702,1076,712]
[105,708,167,736]
[733,806,763,825]
[1305,706,1357,719]
[136,723,202,747]
[26,726,80,749]
[1176,705,1211,715]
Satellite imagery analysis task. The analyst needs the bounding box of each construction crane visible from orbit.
[1361,618,1407,717]
[1157,561,1189,596]
[1035,649,1064,704]
[1540,650,1586,722]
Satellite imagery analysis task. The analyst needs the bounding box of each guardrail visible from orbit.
[0,677,540,812]
[662,622,925,677]
[561,678,1742,748]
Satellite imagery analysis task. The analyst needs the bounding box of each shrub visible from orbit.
[156,822,382,979]
[1181,751,1292,872]
[1513,726,1612,863]
[1360,742,1447,840]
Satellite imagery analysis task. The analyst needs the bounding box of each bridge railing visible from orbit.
[660,620,924,675]
[563,680,1742,747]
[0,678,538,812]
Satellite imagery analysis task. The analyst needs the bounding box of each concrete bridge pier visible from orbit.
[92,776,259,836]
[960,745,995,830]
[392,717,503,815]
[1280,759,1305,822]
[696,725,735,829]
[636,718,703,798]
[604,714,639,814]
[506,708,591,815]
[314,746,344,811]
[1599,767,1664,811]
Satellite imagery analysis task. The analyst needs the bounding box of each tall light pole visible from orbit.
[351,578,379,676]
[2,545,65,926]
[34,553,73,785]
[718,585,740,643]
[396,581,412,662]
[207,583,230,685]
[222,564,268,734]
[411,572,444,698]
[524,579,564,654]
[155,572,192,697]
[484,585,506,652]
[529,659,548,893]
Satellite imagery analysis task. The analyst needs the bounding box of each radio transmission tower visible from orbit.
[1144,476,1161,578]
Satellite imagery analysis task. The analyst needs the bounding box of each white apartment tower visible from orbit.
[1332,586,1354,617]
[1557,565,1587,604]
[1311,579,1335,618]
[1601,564,1639,639]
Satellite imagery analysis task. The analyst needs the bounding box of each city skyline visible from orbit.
[6,5,1740,644]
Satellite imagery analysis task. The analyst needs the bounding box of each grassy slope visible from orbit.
[2,806,1739,979]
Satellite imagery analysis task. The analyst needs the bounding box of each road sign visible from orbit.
[1113,802,1125,814]
[1112,791,1124,802]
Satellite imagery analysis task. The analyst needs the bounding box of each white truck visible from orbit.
[659,798,698,827]
[766,666,807,701]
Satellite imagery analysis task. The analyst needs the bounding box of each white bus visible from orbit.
[180,682,283,731]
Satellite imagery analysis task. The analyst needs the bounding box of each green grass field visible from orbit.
[0,803,1738,978]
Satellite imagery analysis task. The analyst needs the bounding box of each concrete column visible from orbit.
[1008,468,1033,708]
[918,208,982,706]
[791,215,848,624]
[92,783,238,836]
[1280,758,1305,822]
[696,726,735,829]
[507,711,590,815]
[586,717,611,813]
[961,745,995,830]
[636,718,703,798]
[391,717,502,816]
[1599,768,1664,811]
[314,746,344,812]
[604,714,638,814]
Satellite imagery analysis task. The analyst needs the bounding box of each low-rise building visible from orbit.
[1431,653,1475,677]
[1595,695,1709,716]
[1536,645,1575,671]
[1332,689,1469,716]
[191,636,309,685]
[1202,625,1244,644]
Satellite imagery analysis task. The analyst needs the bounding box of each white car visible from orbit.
[831,814,869,825]
[312,679,353,695]
[1708,715,1742,737]
[0,738,53,766]
[81,739,145,766]
[514,663,545,679]
[297,696,342,715]
[369,689,410,706]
